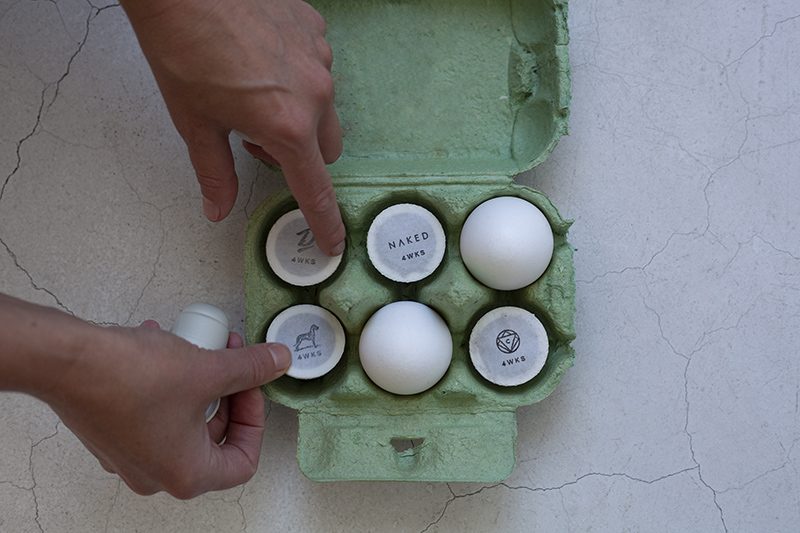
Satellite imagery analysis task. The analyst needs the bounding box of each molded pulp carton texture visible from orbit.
[245,0,574,482]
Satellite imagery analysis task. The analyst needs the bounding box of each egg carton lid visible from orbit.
[301,0,570,182]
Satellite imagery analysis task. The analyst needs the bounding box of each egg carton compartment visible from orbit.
[244,0,572,482]
[244,181,574,480]
[246,183,574,407]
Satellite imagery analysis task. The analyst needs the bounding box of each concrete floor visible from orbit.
[2,0,799,531]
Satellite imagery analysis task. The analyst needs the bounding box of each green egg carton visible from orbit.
[245,0,574,482]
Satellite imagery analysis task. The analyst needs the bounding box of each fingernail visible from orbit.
[331,239,345,256]
[270,344,292,373]
[203,198,220,222]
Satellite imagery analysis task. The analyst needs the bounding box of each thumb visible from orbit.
[184,129,239,222]
[214,343,292,396]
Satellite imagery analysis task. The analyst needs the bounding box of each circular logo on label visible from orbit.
[266,304,346,380]
[495,329,520,354]
[468,306,549,387]
[265,209,343,287]
[366,204,446,283]
[278,314,334,370]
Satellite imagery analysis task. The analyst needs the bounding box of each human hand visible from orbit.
[42,321,291,499]
[122,0,345,255]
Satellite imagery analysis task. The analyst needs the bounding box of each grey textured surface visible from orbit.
[1,0,799,531]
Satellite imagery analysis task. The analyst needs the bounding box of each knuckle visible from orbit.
[175,121,209,147]
[244,348,266,386]
[232,456,258,485]
[169,484,199,501]
[311,11,326,34]
[164,473,202,500]
[274,114,313,147]
[127,481,158,497]
[195,172,228,194]
[242,463,258,483]
[318,39,334,69]
[297,2,326,34]
[313,71,335,102]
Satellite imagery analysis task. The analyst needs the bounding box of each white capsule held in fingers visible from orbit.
[171,303,229,422]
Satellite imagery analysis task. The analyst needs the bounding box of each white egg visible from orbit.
[359,301,453,395]
[460,196,554,291]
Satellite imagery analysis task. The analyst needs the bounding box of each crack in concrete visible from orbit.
[752,234,800,262]
[0,89,45,203]
[577,230,696,285]
[715,438,800,498]
[103,479,122,533]
[235,484,248,533]
[420,484,494,533]
[645,285,761,532]
[683,358,728,532]
[558,489,571,528]
[719,239,747,276]
[641,298,689,361]
[124,211,166,326]
[725,13,800,68]
[0,236,75,315]
[242,164,262,218]
[0,2,119,314]
[38,0,73,49]
[637,87,717,169]
[29,422,61,533]
[641,277,760,531]
[44,3,120,113]
[38,128,107,151]
[86,1,120,10]
[700,107,752,236]
[642,95,719,170]
[0,479,31,492]
[117,154,163,213]
[681,42,726,72]
[502,467,699,494]
[689,299,760,357]
[420,468,698,532]
[740,136,800,158]
[585,102,762,290]
[793,386,800,425]
[1,422,60,505]
[204,485,249,529]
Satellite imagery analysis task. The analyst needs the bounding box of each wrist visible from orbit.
[0,294,98,400]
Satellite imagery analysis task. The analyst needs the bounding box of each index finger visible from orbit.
[279,143,345,256]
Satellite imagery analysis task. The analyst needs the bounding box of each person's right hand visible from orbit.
[121,0,346,255]
[40,321,291,499]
